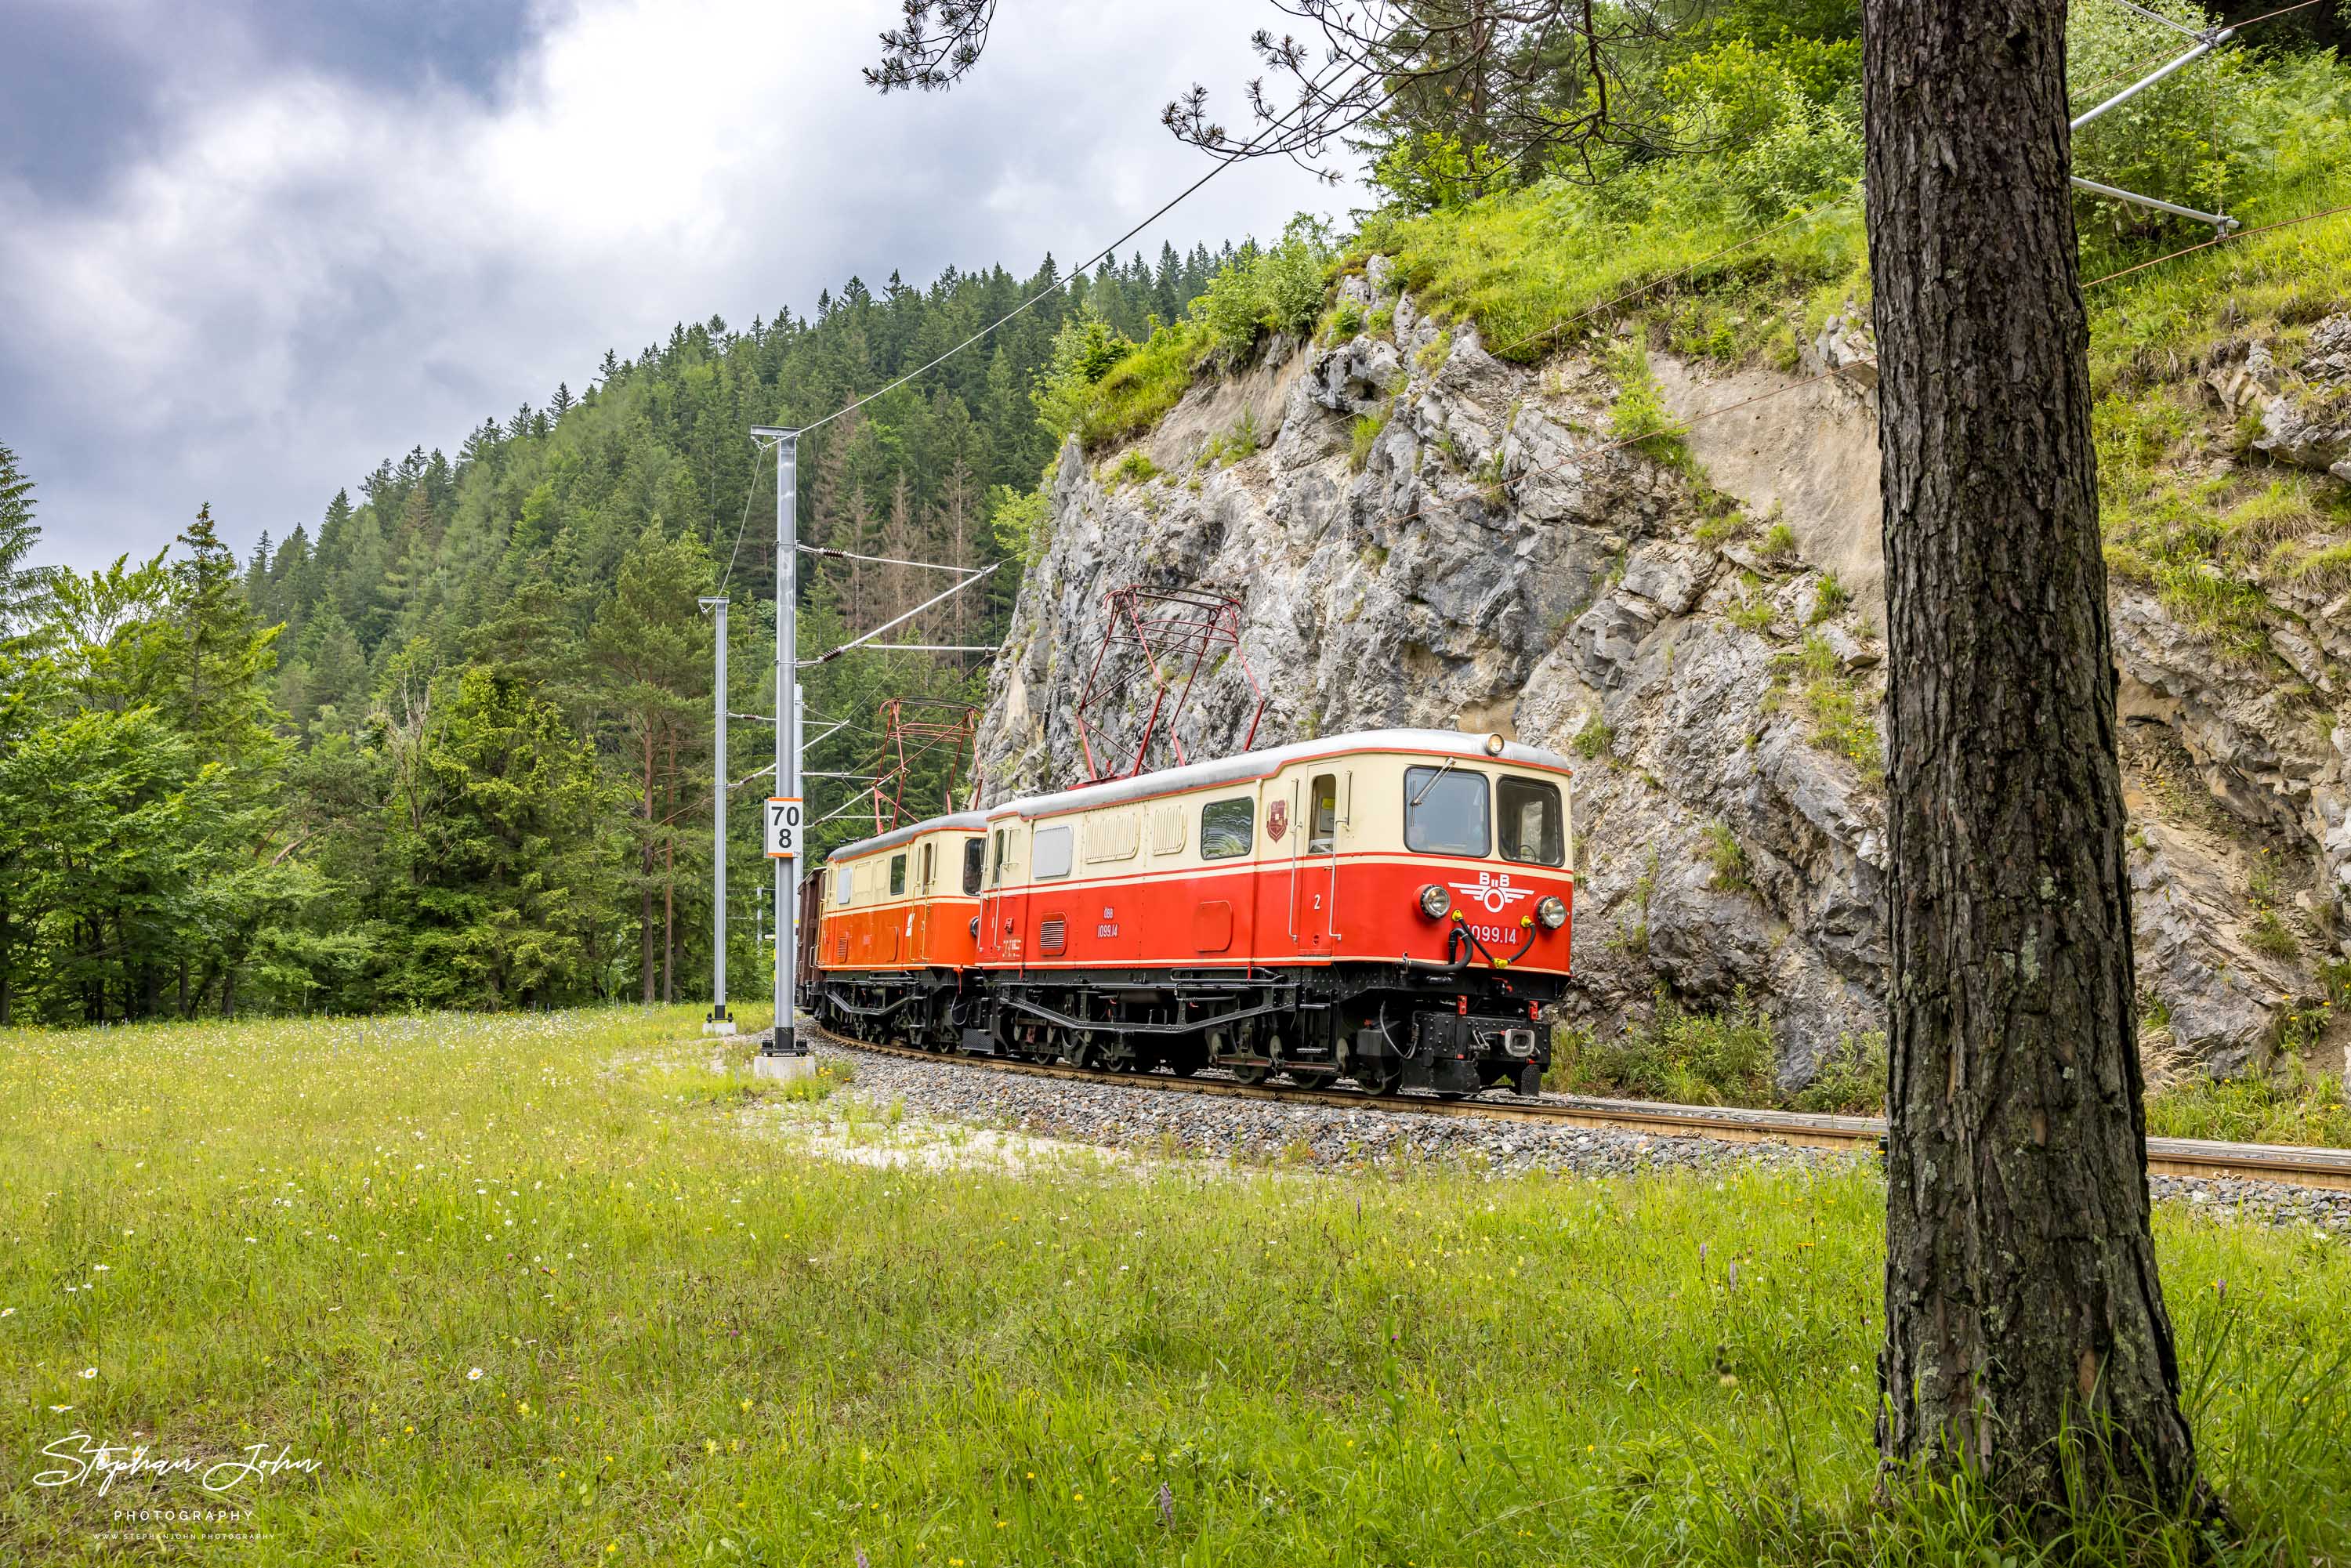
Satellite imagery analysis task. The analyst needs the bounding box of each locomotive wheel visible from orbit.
[1229,1059,1270,1087]
[1358,1062,1401,1096]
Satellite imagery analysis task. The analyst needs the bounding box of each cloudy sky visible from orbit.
[3,0,1346,572]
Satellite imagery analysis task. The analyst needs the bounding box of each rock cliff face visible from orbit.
[975,259,2350,1084]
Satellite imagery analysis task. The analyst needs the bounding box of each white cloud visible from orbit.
[3,0,1349,569]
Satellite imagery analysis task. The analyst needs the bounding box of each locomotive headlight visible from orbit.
[1536,896,1568,930]
[1483,733,1508,757]
[1417,883,1451,919]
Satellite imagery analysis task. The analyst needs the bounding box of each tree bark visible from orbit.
[663,729,676,1007]
[1864,0,2206,1520]
[641,728,656,1006]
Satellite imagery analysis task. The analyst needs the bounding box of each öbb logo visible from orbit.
[1451,870,1533,914]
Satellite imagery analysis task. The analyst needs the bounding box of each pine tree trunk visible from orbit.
[640,730,657,1006]
[1863,0,2207,1519]
[663,731,676,1007]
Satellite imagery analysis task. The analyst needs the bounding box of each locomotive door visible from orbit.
[981,822,1028,967]
[1295,771,1339,955]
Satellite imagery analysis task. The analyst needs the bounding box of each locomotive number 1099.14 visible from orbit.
[1469,925,1522,947]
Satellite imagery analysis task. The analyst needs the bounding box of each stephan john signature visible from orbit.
[34,1432,321,1496]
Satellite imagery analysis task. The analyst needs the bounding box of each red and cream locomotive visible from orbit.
[796,730,1574,1097]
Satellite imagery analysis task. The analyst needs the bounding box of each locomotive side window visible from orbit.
[1498,777,1567,867]
[1034,824,1074,879]
[1404,765,1491,856]
[835,866,851,905]
[919,842,934,890]
[1201,797,1254,860]
[962,837,985,896]
[1307,773,1339,853]
[889,854,907,896]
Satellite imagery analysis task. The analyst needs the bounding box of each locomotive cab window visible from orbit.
[1307,773,1339,853]
[1201,797,1254,860]
[1034,824,1074,880]
[889,854,907,896]
[835,866,851,905]
[990,828,1005,887]
[1498,777,1567,867]
[919,842,933,890]
[1404,764,1491,856]
[962,837,985,896]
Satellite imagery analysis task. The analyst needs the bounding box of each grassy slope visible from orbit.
[2,1010,2349,1565]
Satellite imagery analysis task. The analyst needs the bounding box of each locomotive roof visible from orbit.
[993,728,1573,824]
[821,731,1571,863]
[823,809,988,864]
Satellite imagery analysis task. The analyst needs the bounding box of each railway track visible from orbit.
[798,1019,2351,1193]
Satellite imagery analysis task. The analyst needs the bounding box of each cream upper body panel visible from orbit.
[974,733,1574,889]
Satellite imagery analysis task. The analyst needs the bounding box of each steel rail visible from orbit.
[795,1019,2351,1192]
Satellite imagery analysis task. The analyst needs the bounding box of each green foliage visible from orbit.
[1775,635,1883,784]
[1551,989,1778,1106]
[1349,407,1391,473]
[2246,909,2299,961]
[1694,497,1749,548]
[1730,572,1777,633]
[1030,306,1136,442]
[1368,130,1516,215]
[1105,448,1160,488]
[5,238,1159,1015]
[1701,820,1752,893]
[1201,407,1262,467]
[1057,320,1212,451]
[1570,717,1615,761]
[2244,847,2302,961]
[1791,1030,1887,1116]
[2146,1067,2351,1148]
[2067,0,2273,241]
[1656,37,1864,224]
[1808,571,1849,623]
[1353,154,1865,373]
[1325,295,1365,343]
[1606,339,1688,459]
[989,483,1051,569]
[1413,327,1454,378]
[0,440,45,641]
[1191,217,1335,361]
[1760,520,1799,561]
[381,667,621,1010]
[1553,992,1886,1116]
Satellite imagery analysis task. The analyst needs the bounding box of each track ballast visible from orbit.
[788,1019,2351,1192]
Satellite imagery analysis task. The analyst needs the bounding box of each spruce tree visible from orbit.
[0,441,45,639]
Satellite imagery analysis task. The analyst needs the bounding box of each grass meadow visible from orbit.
[2,1009,2349,1566]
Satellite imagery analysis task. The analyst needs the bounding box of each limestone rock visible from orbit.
[973,274,2345,1087]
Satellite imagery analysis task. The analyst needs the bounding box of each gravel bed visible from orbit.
[2148,1174,2351,1235]
[807,1041,1846,1182]
[761,1039,2351,1233]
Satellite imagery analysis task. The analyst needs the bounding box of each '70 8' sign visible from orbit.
[764,797,802,859]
